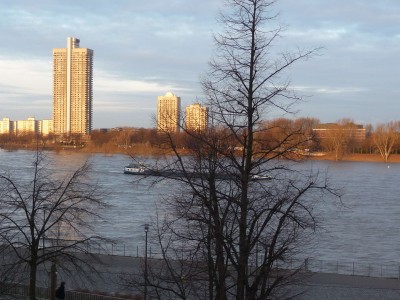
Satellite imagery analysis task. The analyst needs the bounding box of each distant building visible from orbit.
[16,117,37,135]
[53,37,93,136]
[185,103,208,132]
[157,92,181,133]
[0,117,14,134]
[39,119,54,136]
[313,123,366,142]
[0,117,53,136]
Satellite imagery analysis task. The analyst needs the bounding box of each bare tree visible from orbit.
[257,118,319,156]
[373,121,400,162]
[126,1,339,299]
[0,151,108,300]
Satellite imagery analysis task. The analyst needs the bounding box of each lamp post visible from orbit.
[43,209,46,250]
[144,223,149,300]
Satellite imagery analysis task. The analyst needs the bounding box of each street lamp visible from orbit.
[43,208,46,250]
[144,223,149,300]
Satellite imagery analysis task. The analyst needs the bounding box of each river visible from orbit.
[0,149,399,265]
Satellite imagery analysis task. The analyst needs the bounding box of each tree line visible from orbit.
[90,118,400,162]
[1,118,400,162]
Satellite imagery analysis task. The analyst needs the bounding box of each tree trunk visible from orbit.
[50,263,57,300]
[29,260,37,300]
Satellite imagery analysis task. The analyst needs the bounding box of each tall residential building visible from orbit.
[0,117,14,134]
[157,92,181,133]
[53,37,93,136]
[185,103,208,132]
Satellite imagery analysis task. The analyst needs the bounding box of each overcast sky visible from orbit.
[0,0,399,129]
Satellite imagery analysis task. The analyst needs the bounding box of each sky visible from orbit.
[0,0,399,129]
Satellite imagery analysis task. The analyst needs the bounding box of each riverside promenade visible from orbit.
[39,253,400,300]
[297,272,400,299]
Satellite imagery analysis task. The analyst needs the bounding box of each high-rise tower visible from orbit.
[185,103,208,132]
[157,92,181,133]
[53,37,93,136]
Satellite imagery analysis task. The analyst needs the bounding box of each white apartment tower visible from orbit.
[53,37,93,136]
[157,92,181,133]
[0,118,14,134]
[185,103,208,132]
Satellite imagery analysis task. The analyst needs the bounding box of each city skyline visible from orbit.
[0,1,399,129]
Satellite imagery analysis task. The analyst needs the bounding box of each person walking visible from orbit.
[55,281,65,300]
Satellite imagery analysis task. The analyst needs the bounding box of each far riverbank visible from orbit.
[310,153,400,163]
[1,143,399,163]
[82,146,400,164]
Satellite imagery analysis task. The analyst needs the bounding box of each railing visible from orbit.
[1,284,49,299]
[85,243,400,280]
[2,284,140,300]
[305,258,400,279]
[5,244,400,300]
[36,237,400,280]
[3,258,400,300]
[73,241,158,258]
[66,290,141,300]
[253,257,400,279]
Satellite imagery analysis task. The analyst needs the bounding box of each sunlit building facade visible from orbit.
[157,92,181,133]
[16,117,37,135]
[313,123,366,142]
[185,103,208,132]
[39,119,54,136]
[53,37,93,136]
[0,118,13,134]
[0,117,53,136]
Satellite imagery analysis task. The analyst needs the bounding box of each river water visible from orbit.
[0,149,399,265]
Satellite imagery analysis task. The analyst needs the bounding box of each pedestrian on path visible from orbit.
[55,281,65,300]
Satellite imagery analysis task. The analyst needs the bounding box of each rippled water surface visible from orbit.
[1,150,399,263]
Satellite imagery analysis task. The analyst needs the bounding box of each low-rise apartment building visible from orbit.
[0,117,53,136]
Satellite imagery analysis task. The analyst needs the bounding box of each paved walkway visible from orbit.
[29,253,400,299]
